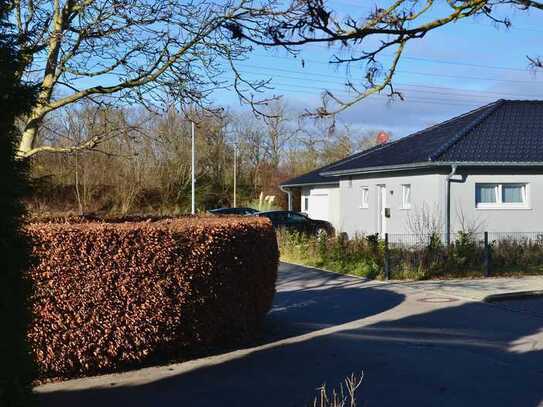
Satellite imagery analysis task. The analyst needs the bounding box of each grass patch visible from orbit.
[278,230,543,280]
[279,230,383,279]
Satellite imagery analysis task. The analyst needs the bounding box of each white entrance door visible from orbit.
[308,193,329,221]
[377,185,387,235]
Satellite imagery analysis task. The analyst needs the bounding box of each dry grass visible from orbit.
[312,373,364,407]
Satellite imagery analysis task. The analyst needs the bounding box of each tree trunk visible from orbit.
[18,126,36,156]
[17,107,45,157]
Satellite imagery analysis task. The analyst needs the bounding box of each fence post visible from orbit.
[384,233,390,280]
[484,231,491,277]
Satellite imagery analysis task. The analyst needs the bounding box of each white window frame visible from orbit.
[360,186,369,209]
[401,184,411,210]
[475,183,530,209]
[304,196,309,212]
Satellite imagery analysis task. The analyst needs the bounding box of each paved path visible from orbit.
[398,274,543,302]
[36,263,543,407]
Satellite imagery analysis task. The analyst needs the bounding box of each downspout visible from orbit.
[280,185,293,211]
[445,165,457,245]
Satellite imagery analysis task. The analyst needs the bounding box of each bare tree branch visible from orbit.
[229,0,541,117]
[15,0,304,157]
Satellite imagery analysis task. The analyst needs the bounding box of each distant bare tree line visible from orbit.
[27,101,382,215]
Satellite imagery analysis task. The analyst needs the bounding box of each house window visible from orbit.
[361,187,369,208]
[502,184,525,204]
[401,184,411,209]
[347,177,353,188]
[476,184,498,204]
[304,197,309,211]
[475,183,528,208]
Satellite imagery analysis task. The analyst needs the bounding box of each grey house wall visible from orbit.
[338,171,443,237]
[297,167,543,238]
[449,169,543,233]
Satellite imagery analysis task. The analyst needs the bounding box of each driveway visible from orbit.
[36,263,543,407]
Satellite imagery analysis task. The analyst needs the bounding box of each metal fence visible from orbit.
[279,230,543,279]
[386,232,543,249]
[380,231,543,279]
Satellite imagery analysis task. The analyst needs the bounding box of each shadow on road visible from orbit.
[265,285,404,341]
[37,265,543,407]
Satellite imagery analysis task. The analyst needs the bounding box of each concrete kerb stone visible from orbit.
[483,290,543,303]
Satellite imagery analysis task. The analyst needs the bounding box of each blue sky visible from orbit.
[216,1,543,139]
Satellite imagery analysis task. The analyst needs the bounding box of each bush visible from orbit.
[280,229,543,279]
[491,237,543,274]
[25,216,278,379]
[278,230,382,279]
[0,2,38,404]
[278,230,486,280]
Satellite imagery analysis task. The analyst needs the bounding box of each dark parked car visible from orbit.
[254,210,334,236]
[208,207,259,216]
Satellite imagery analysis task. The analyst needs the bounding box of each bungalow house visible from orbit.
[280,99,543,240]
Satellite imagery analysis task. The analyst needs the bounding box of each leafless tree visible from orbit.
[456,204,486,235]
[29,103,378,214]
[231,112,266,194]
[10,0,303,157]
[262,100,296,170]
[406,202,442,243]
[12,0,543,158]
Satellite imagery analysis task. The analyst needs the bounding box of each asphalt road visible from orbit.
[37,263,543,407]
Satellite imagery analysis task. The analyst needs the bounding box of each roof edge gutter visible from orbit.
[280,181,340,188]
[321,161,543,177]
[321,161,445,177]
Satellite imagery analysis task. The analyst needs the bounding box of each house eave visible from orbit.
[280,181,340,188]
[320,161,543,177]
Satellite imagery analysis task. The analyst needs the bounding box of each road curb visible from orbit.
[483,290,543,303]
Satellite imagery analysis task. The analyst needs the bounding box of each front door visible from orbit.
[377,185,387,235]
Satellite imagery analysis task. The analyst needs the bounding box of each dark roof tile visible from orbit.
[281,100,543,186]
[438,100,543,162]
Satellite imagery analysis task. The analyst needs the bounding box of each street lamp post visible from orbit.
[233,145,237,207]
[191,120,195,215]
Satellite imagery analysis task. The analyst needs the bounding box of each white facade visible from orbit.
[299,168,543,237]
[338,172,443,237]
[300,185,341,230]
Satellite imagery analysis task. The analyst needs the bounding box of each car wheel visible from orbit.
[316,227,328,238]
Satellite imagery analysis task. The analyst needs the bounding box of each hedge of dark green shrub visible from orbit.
[25,216,278,379]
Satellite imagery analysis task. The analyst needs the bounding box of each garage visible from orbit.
[305,190,330,222]
[280,175,340,231]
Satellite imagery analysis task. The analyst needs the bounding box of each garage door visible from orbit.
[308,193,329,222]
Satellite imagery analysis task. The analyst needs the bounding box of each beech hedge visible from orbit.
[25,216,278,379]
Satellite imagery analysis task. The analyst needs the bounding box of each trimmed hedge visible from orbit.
[25,216,278,379]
